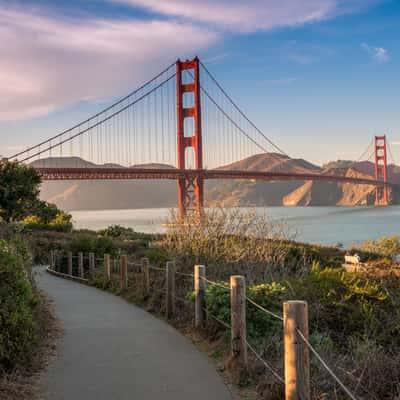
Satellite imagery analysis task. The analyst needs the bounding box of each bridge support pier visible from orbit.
[176,57,204,217]
[374,135,388,206]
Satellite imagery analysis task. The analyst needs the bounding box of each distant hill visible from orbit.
[283,161,400,206]
[33,158,177,210]
[32,155,400,210]
[218,153,321,173]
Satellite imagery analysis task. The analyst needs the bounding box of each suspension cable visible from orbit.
[10,62,176,160]
[18,74,176,163]
[200,61,289,157]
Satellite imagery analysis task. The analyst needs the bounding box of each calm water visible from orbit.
[70,206,400,248]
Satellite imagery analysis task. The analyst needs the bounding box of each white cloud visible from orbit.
[361,43,389,63]
[0,7,217,121]
[112,0,376,32]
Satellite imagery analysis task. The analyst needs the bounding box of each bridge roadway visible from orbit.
[36,167,397,188]
[36,267,233,400]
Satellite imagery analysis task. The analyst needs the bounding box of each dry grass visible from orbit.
[161,207,299,283]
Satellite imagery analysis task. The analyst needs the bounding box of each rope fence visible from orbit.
[49,249,361,400]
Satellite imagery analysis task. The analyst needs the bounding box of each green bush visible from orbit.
[99,225,153,241]
[22,211,73,233]
[199,263,394,349]
[202,281,286,341]
[70,233,116,257]
[289,264,389,343]
[0,238,39,370]
[144,248,169,265]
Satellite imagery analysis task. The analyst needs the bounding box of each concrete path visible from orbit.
[36,267,233,400]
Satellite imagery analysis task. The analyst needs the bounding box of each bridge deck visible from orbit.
[36,167,396,187]
[36,267,232,400]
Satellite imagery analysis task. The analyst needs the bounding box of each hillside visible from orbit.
[283,162,400,206]
[33,155,400,210]
[33,158,177,210]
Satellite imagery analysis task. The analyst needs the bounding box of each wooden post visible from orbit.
[89,252,95,278]
[68,251,73,276]
[120,255,128,290]
[78,252,84,278]
[230,275,248,374]
[284,301,310,400]
[104,254,111,282]
[141,257,150,299]
[49,250,54,270]
[194,265,206,328]
[166,261,175,319]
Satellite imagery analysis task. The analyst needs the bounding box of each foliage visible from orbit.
[162,208,300,282]
[288,263,390,343]
[30,200,59,224]
[0,237,39,371]
[48,211,73,232]
[23,210,73,233]
[202,281,286,341]
[0,161,41,223]
[99,225,153,241]
[361,235,400,258]
[69,233,116,257]
[144,248,169,265]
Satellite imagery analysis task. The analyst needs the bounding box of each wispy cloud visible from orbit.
[203,52,230,65]
[0,6,217,121]
[361,43,389,63]
[112,0,377,32]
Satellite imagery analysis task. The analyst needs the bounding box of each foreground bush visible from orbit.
[197,263,400,398]
[0,238,39,371]
[161,208,342,282]
[69,233,116,257]
[22,211,73,233]
[361,235,400,258]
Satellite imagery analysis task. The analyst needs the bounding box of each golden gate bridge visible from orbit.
[7,57,399,215]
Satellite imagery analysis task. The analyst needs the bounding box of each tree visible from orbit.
[31,200,59,224]
[0,161,42,222]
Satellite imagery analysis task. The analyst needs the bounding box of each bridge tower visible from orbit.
[176,57,204,217]
[374,135,388,206]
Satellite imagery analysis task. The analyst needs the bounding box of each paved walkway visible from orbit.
[36,267,232,400]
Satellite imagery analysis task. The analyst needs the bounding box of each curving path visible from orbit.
[36,267,233,400]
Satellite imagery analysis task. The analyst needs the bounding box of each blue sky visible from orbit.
[1,0,399,165]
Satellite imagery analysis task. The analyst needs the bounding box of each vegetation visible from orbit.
[157,210,400,399]
[3,191,398,400]
[0,160,72,232]
[69,233,117,257]
[161,208,342,282]
[361,235,400,258]
[22,211,73,232]
[0,161,41,222]
[0,237,40,371]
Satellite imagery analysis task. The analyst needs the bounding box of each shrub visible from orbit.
[0,238,39,371]
[99,225,153,241]
[144,248,169,265]
[22,211,73,233]
[48,211,73,232]
[361,235,400,258]
[289,264,390,344]
[162,208,299,282]
[202,281,286,342]
[70,233,116,257]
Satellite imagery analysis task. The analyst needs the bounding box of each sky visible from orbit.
[1,0,400,165]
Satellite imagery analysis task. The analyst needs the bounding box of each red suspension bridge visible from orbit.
[8,57,399,215]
